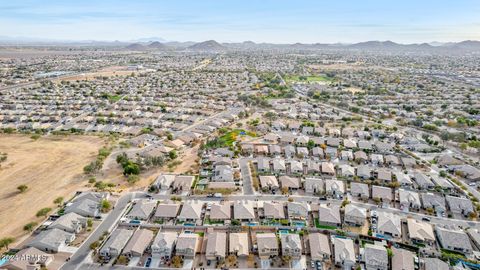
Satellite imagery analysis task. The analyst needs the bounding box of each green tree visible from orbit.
[123,161,140,175]
[127,174,140,184]
[100,199,111,212]
[94,181,107,191]
[116,152,128,165]
[17,184,28,193]
[264,111,277,121]
[53,196,64,205]
[23,222,38,232]
[0,237,14,250]
[307,140,315,149]
[90,241,99,250]
[36,207,52,217]
[169,150,178,160]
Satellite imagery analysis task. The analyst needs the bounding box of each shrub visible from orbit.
[36,207,52,217]
[17,185,28,193]
[23,222,38,232]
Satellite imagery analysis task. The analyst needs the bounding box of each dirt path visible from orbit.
[0,134,103,241]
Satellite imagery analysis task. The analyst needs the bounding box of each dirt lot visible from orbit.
[54,66,150,82]
[0,134,103,242]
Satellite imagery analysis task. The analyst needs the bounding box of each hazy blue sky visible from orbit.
[1,0,479,43]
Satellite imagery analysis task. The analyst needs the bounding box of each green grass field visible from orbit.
[204,129,256,149]
[285,75,333,83]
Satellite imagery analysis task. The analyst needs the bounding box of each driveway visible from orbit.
[239,158,254,195]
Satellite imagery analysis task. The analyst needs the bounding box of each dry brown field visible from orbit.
[0,134,103,241]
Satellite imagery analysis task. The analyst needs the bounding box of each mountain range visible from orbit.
[1,36,480,53]
[123,39,480,53]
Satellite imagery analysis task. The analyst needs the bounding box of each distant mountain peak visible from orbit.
[148,41,168,49]
[188,40,226,51]
[126,43,146,50]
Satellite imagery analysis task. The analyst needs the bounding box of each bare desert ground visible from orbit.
[0,134,103,241]
[54,65,150,82]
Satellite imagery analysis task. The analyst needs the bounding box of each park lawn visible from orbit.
[108,94,122,102]
[204,129,256,149]
[286,75,333,83]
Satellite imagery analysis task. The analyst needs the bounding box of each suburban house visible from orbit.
[273,159,286,174]
[209,202,232,222]
[350,182,370,199]
[344,204,367,226]
[363,244,388,270]
[325,179,345,199]
[229,232,250,257]
[318,204,341,227]
[126,200,157,220]
[27,228,75,253]
[398,189,421,211]
[392,248,414,270]
[377,212,402,238]
[421,193,446,214]
[64,197,100,218]
[153,202,180,222]
[287,201,310,220]
[357,165,372,180]
[423,258,450,270]
[334,237,356,269]
[233,200,256,221]
[1,247,53,270]
[372,186,393,205]
[99,228,134,259]
[446,195,474,217]
[205,231,227,261]
[172,175,195,193]
[257,233,279,259]
[178,201,204,222]
[435,227,473,254]
[304,177,324,195]
[259,175,279,191]
[280,175,301,190]
[175,233,199,258]
[321,162,336,176]
[212,165,234,182]
[151,232,177,260]
[122,229,154,258]
[280,233,302,259]
[309,233,331,261]
[262,201,285,220]
[153,174,176,190]
[406,219,435,245]
[412,172,434,190]
[48,212,86,234]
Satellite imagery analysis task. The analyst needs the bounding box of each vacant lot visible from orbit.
[0,134,103,241]
[54,66,150,82]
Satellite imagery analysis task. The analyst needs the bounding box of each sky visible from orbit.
[1,0,479,44]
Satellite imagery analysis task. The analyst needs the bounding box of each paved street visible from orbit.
[61,192,145,270]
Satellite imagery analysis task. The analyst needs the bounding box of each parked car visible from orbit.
[145,257,152,268]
